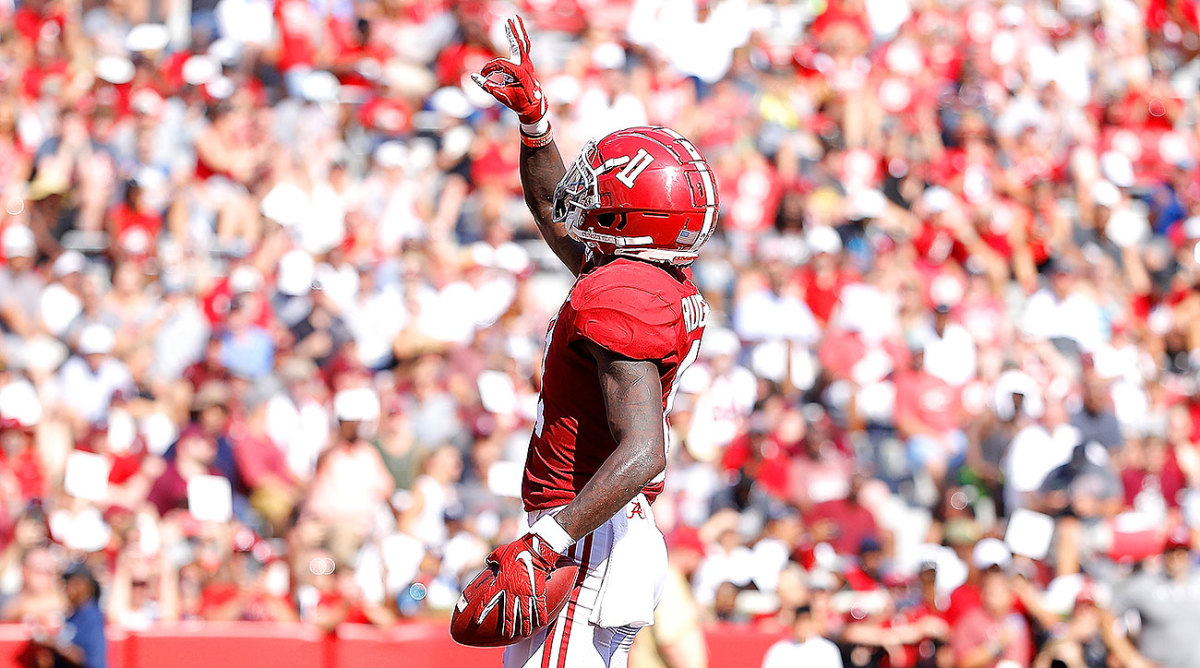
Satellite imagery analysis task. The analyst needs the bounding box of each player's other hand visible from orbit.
[470,15,547,127]
[485,531,561,638]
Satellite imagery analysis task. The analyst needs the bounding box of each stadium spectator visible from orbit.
[0,544,64,625]
[950,570,1032,668]
[0,0,1197,662]
[32,562,108,668]
[1112,526,1200,668]
[761,604,843,668]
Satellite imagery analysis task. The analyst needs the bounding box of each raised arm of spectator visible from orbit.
[107,547,135,625]
[1097,605,1156,668]
[1121,245,1152,297]
[158,518,182,622]
[1008,210,1040,294]
[916,104,945,161]
[471,16,585,275]
[842,615,948,648]
[1010,572,1063,630]
[943,209,1008,287]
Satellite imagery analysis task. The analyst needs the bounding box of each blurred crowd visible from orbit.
[2,0,1200,666]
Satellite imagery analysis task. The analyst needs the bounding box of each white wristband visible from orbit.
[520,115,551,137]
[530,515,575,554]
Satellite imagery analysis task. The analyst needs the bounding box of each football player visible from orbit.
[468,15,719,668]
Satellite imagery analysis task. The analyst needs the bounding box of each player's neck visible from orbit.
[591,254,687,279]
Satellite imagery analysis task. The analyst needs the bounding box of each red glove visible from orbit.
[470,15,548,131]
[485,531,562,638]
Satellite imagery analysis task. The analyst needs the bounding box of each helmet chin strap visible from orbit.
[614,248,698,265]
[569,223,697,266]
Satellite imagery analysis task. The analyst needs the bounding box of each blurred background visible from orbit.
[1,0,1200,666]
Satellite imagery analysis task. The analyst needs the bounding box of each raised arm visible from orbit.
[472,16,585,275]
[519,141,582,274]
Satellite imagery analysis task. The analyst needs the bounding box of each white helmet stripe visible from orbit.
[659,127,703,161]
[695,166,716,250]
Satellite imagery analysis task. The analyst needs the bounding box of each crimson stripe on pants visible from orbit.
[539,542,576,668]
[553,534,594,668]
[539,620,559,668]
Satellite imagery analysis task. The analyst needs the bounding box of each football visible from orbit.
[450,557,580,647]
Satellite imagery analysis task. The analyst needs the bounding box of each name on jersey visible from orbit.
[681,295,709,333]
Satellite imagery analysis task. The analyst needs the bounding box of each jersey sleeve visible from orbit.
[568,273,680,361]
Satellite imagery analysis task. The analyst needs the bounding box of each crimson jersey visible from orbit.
[522,258,709,511]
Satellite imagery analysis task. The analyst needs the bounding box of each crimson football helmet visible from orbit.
[554,126,720,265]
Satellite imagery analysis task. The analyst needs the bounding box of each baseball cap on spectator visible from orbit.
[1106,208,1150,248]
[2,225,35,258]
[922,186,954,214]
[277,250,315,296]
[806,225,843,255]
[300,71,341,104]
[0,379,42,428]
[944,518,983,546]
[374,142,408,170]
[1092,181,1120,208]
[278,357,318,386]
[62,561,101,601]
[205,77,236,100]
[334,387,381,423]
[1047,256,1078,276]
[430,87,473,119]
[125,24,170,53]
[96,56,135,84]
[230,266,263,294]
[1160,133,1194,169]
[905,328,933,353]
[1101,151,1135,189]
[702,328,741,359]
[208,38,243,67]
[443,501,467,524]
[78,324,116,356]
[808,569,839,591]
[592,42,626,71]
[260,183,306,227]
[972,537,1013,571]
[160,271,191,296]
[544,75,582,106]
[859,536,883,555]
[52,251,85,278]
[182,55,220,86]
[1183,216,1200,240]
[993,369,1044,419]
[193,382,231,412]
[131,89,165,117]
[930,274,963,308]
[27,171,70,201]
[847,189,887,221]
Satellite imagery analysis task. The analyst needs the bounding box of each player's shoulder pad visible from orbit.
[568,260,682,360]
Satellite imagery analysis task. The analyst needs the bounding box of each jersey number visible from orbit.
[615,149,654,188]
[533,315,558,438]
[649,338,702,486]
